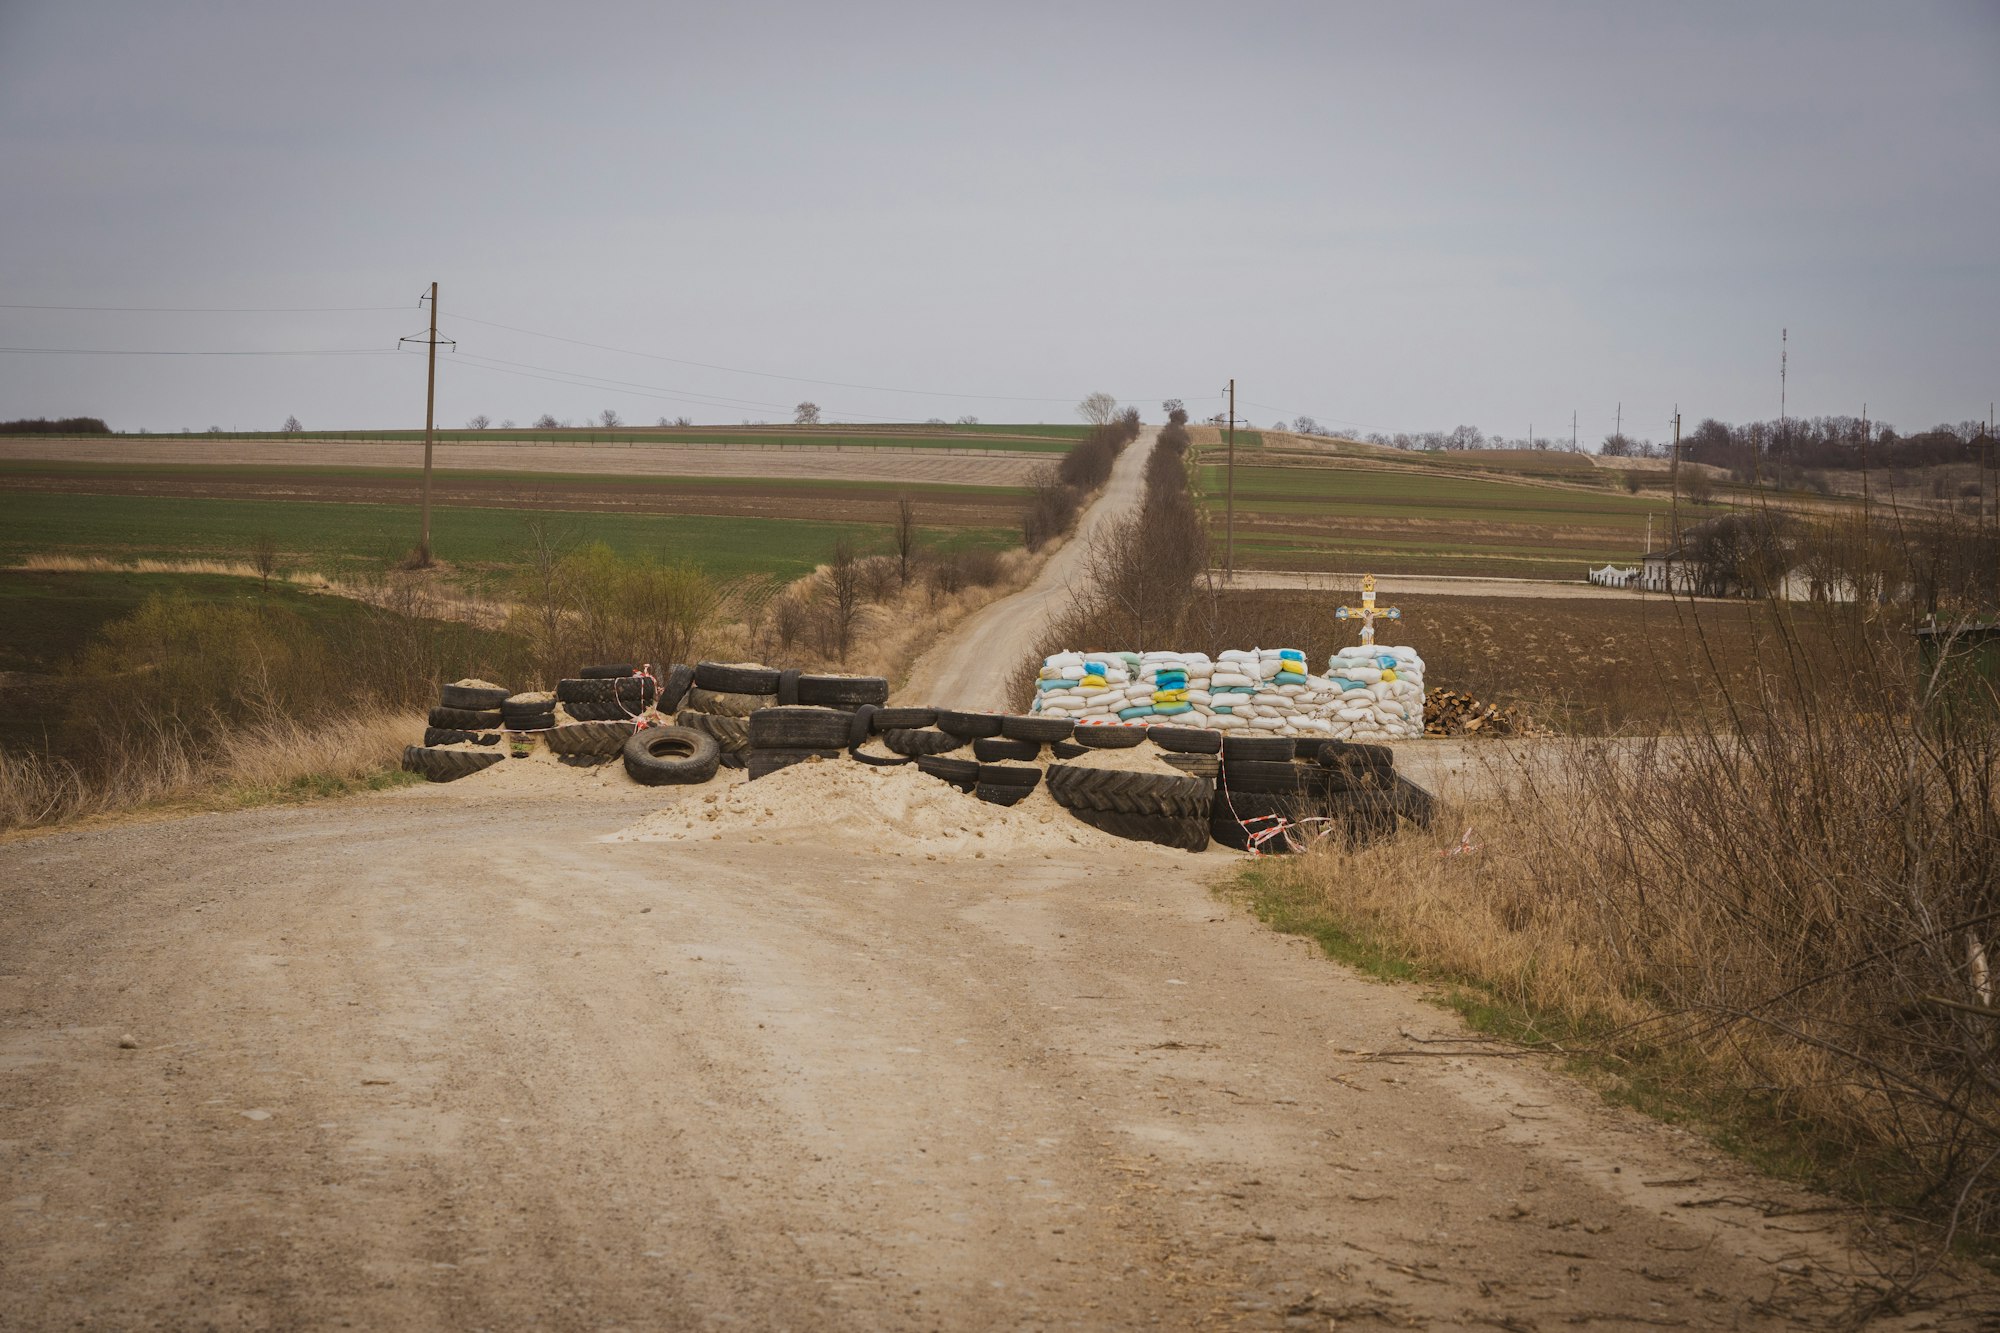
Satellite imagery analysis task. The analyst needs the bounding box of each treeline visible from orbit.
[1676,415,1991,473]
[0,416,110,434]
[1021,407,1142,550]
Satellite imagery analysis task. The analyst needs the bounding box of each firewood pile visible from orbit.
[1423,688,1537,737]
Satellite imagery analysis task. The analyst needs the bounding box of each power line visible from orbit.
[0,346,401,356]
[0,303,407,313]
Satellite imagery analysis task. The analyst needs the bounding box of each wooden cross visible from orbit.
[1334,573,1401,646]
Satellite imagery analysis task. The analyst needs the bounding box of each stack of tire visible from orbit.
[1208,734,1432,852]
[543,663,689,763]
[897,710,1080,807]
[735,667,891,780]
[1043,723,1217,850]
[405,679,513,782]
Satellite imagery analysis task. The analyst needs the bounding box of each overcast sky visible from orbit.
[2,2,1994,443]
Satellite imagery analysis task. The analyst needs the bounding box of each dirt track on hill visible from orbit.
[8,777,1989,1330]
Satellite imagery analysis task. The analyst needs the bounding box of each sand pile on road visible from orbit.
[608,757,1139,859]
[396,747,734,798]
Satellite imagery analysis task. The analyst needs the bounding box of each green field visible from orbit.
[101,423,1086,453]
[0,492,1016,583]
[1196,460,1677,579]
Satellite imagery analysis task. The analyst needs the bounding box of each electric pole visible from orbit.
[399,282,454,565]
[1669,408,1682,549]
[1225,377,1237,579]
[1572,410,1577,453]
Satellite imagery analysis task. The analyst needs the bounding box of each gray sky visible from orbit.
[2,1,1994,443]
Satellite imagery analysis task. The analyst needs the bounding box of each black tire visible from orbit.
[1049,740,1087,760]
[776,667,802,706]
[504,712,557,733]
[683,686,772,719]
[871,706,937,732]
[882,727,962,757]
[676,710,751,754]
[974,783,1035,807]
[1067,806,1211,852]
[1000,714,1074,744]
[747,747,842,780]
[401,745,505,783]
[580,663,637,679]
[1222,759,1321,796]
[1150,725,1223,755]
[430,705,503,730]
[976,762,1041,790]
[914,755,978,791]
[973,736,1040,762]
[1322,762,1394,793]
[848,745,911,767]
[1045,763,1211,818]
[693,661,781,695]
[1210,792,1310,852]
[935,709,1006,740]
[1072,725,1146,750]
[1159,753,1221,780]
[797,674,890,708]
[438,682,510,711]
[502,690,557,721]
[1392,773,1436,829]
[423,727,500,747]
[557,677,657,706]
[657,663,695,714]
[749,706,853,750]
[1223,734,1295,762]
[621,726,721,785]
[563,700,649,722]
[1335,791,1402,846]
[1316,739,1395,771]
[545,720,636,756]
[847,704,879,749]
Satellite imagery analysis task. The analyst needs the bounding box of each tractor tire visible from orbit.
[621,726,721,786]
[401,745,505,783]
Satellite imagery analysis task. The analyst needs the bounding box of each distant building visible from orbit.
[1589,564,1638,588]
[1639,549,1695,594]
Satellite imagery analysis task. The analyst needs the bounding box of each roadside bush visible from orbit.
[1022,466,1081,551]
[510,539,730,684]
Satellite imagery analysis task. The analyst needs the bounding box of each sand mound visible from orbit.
[608,756,1143,859]
[397,746,744,798]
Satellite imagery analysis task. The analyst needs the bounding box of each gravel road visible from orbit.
[895,429,1155,711]
[3,780,1982,1330]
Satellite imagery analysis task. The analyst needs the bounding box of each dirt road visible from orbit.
[9,779,1981,1330]
[896,430,1155,710]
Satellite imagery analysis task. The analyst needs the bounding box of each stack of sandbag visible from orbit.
[1029,645,1427,741]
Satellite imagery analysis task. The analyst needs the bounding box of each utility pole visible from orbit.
[1571,410,1577,453]
[1225,377,1237,579]
[1669,408,1682,548]
[1616,401,1622,442]
[399,282,453,565]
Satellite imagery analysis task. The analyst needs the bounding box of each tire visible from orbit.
[1222,759,1320,796]
[557,677,657,706]
[621,726,721,785]
[544,720,636,756]
[747,747,842,780]
[1000,714,1074,744]
[1159,753,1221,780]
[1072,725,1146,750]
[504,712,557,733]
[1223,734,1295,762]
[976,762,1041,790]
[1049,740,1087,761]
[1210,792,1310,853]
[1335,791,1402,845]
[675,710,751,754]
[401,745,505,783]
[882,727,963,758]
[1067,807,1211,852]
[748,706,853,750]
[935,709,1005,740]
[438,681,510,711]
[776,667,802,706]
[656,663,695,714]
[694,661,781,695]
[973,736,1040,762]
[1045,764,1212,818]
[871,707,937,732]
[848,745,911,767]
[1316,739,1395,772]
[430,705,503,730]
[1149,725,1222,755]
[423,727,500,747]
[1393,773,1436,829]
[915,754,978,791]
[502,690,557,721]
[847,704,879,749]
[1322,762,1394,793]
[683,686,773,719]
[563,700,648,722]
[580,663,637,679]
[974,783,1035,807]
[797,674,890,708]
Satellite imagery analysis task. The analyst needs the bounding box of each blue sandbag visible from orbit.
[1117,705,1156,720]
[1153,702,1193,716]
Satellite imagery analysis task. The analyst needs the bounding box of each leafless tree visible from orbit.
[599,409,622,429]
[534,413,560,430]
[282,415,301,435]
[1076,392,1118,426]
[1162,398,1185,421]
[826,538,863,662]
[794,401,822,426]
[894,496,918,586]
[466,414,491,430]
[956,414,979,426]
[1684,468,1716,505]
[1292,416,1319,435]
[251,533,277,590]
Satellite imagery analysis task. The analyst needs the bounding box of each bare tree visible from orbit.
[1624,470,1644,495]
[1076,392,1118,426]
[534,413,560,430]
[251,533,277,590]
[466,414,492,430]
[1292,415,1320,435]
[282,415,302,435]
[599,409,622,429]
[500,419,517,429]
[794,401,822,426]
[826,538,863,662]
[894,496,918,587]
[1684,468,1716,505]
[1162,398,1185,421]
[955,414,979,426]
